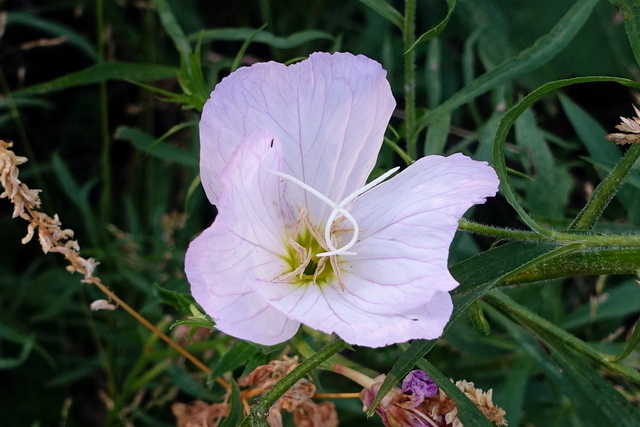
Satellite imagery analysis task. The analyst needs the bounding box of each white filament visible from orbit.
[268,166,400,257]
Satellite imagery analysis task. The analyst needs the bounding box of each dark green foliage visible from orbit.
[1,0,640,426]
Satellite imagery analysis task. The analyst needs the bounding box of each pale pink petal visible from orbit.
[199,52,395,224]
[334,153,499,314]
[185,136,300,345]
[254,280,453,347]
[253,154,498,345]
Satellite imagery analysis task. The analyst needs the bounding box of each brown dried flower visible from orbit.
[0,140,101,284]
[606,105,640,145]
[339,364,507,427]
[172,400,230,427]
[174,354,338,427]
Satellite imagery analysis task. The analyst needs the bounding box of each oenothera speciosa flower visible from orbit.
[186,52,499,347]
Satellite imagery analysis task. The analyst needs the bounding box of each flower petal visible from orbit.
[254,279,454,347]
[335,153,499,315]
[199,52,395,224]
[185,135,300,345]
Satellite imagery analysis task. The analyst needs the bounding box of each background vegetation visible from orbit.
[1,0,639,425]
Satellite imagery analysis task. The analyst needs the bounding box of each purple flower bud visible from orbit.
[401,370,438,406]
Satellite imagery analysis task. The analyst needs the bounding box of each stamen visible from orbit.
[268,167,399,257]
[318,167,399,257]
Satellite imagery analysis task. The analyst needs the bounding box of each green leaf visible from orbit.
[115,126,198,168]
[358,0,403,30]
[563,279,640,329]
[492,76,640,236]
[167,364,219,400]
[560,96,640,229]
[211,341,260,378]
[611,0,640,67]
[487,306,615,425]
[153,283,196,313]
[486,291,640,384]
[171,317,214,330]
[406,0,455,53]
[7,12,98,60]
[219,379,243,427]
[231,24,267,72]
[558,95,621,163]
[497,356,533,427]
[469,301,491,335]
[614,316,640,361]
[493,300,640,423]
[0,333,35,370]
[152,0,192,60]
[14,62,178,95]
[451,241,558,293]
[369,243,581,414]
[193,28,334,49]
[417,0,600,130]
[51,153,99,244]
[423,112,450,155]
[514,108,572,220]
[45,356,102,386]
[0,96,52,110]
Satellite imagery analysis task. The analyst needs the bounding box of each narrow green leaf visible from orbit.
[572,145,640,230]
[0,96,52,110]
[611,0,640,67]
[563,279,640,329]
[417,0,600,130]
[558,95,621,163]
[487,306,614,425]
[153,283,195,313]
[423,112,450,155]
[614,316,640,361]
[498,356,533,427]
[211,341,260,378]
[370,243,581,414]
[115,126,198,168]
[167,365,219,400]
[171,318,214,330]
[486,291,640,384]
[406,0,455,53]
[514,108,572,220]
[231,24,267,72]
[152,0,192,59]
[358,0,404,30]
[451,241,558,294]
[469,301,491,335]
[547,340,640,423]
[45,356,102,387]
[219,379,243,427]
[493,76,640,236]
[0,334,35,370]
[51,153,99,244]
[15,62,178,95]
[7,12,98,60]
[194,28,334,49]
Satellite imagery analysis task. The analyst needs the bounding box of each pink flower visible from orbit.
[185,52,499,347]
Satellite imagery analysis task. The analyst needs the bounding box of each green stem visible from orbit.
[570,144,640,230]
[403,0,417,159]
[240,339,348,427]
[484,290,640,384]
[458,218,640,247]
[96,0,112,222]
[384,136,414,165]
[458,219,550,242]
